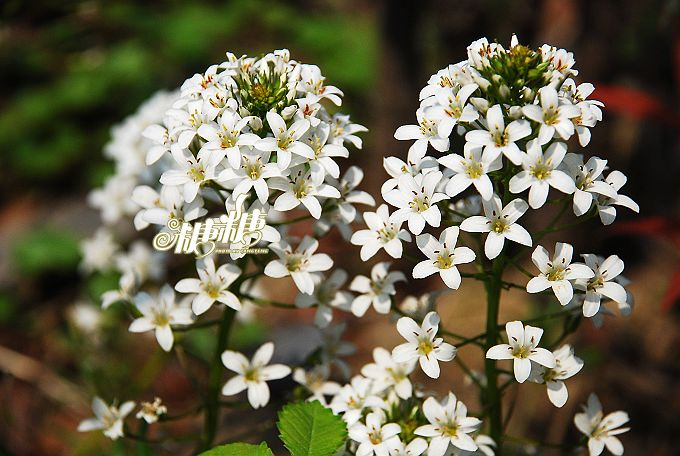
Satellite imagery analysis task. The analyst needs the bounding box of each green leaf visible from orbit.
[198,442,273,456]
[277,401,347,456]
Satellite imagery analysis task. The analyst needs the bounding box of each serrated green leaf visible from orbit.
[277,401,347,456]
[198,442,273,456]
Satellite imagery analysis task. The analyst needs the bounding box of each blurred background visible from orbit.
[1,0,679,454]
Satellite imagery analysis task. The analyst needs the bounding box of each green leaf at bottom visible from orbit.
[277,400,347,456]
[198,442,274,456]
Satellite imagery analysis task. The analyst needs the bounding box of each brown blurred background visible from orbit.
[1,0,679,454]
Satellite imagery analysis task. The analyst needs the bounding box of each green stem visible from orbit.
[483,256,505,451]
[201,307,236,451]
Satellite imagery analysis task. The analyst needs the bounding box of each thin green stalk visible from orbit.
[483,256,505,450]
[201,307,236,451]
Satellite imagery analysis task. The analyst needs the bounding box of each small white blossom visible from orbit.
[392,311,456,379]
[330,375,386,425]
[526,242,595,305]
[486,320,556,383]
[574,254,628,318]
[349,262,406,316]
[361,347,416,400]
[521,86,581,144]
[414,392,482,454]
[561,154,617,216]
[265,236,333,295]
[426,83,479,137]
[175,257,242,315]
[293,365,341,405]
[80,228,119,273]
[509,140,575,209]
[438,143,501,200]
[129,285,193,351]
[221,342,291,409]
[349,411,401,456]
[465,104,531,165]
[159,145,223,202]
[218,150,282,204]
[197,111,259,169]
[295,269,353,328]
[351,204,412,261]
[574,394,629,456]
[413,226,476,289]
[384,171,447,235]
[386,437,428,456]
[460,196,532,259]
[530,344,583,407]
[270,169,341,219]
[394,107,450,159]
[78,397,135,440]
[256,112,314,169]
[595,170,639,226]
[136,397,167,424]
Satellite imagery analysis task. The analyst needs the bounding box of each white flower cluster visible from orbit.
[340,35,635,455]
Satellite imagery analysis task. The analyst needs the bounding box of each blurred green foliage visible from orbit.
[11,227,80,275]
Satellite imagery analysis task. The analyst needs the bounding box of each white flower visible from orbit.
[129,285,193,352]
[485,320,556,383]
[509,140,575,209]
[218,150,282,204]
[530,344,583,407]
[392,311,456,379]
[521,86,581,144]
[160,145,223,202]
[333,166,376,223]
[136,397,167,424]
[78,397,135,440]
[465,104,531,165]
[80,228,119,273]
[298,64,344,105]
[438,143,502,200]
[384,171,447,235]
[328,113,367,148]
[221,342,291,409]
[426,83,479,137]
[394,107,450,159]
[101,272,137,309]
[351,204,412,261]
[302,123,349,180]
[413,226,476,289]
[114,241,165,284]
[88,175,139,225]
[595,170,639,225]
[381,148,438,195]
[386,437,428,456]
[561,154,617,216]
[349,411,401,456]
[471,435,497,456]
[330,375,386,425]
[574,254,628,318]
[460,196,532,259]
[574,394,629,456]
[295,269,353,328]
[270,169,341,219]
[256,112,314,169]
[175,257,242,315]
[526,243,595,306]
[292,365,341,405]
[414,392,482,454]
[197,111,260,169]
[361,347,416,400]
[349,262,406,316]
[264,236,333,294]
[132,184,206,229]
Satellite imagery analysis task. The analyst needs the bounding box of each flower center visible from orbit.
[512,345,531,358]
[465,161,484,179]
[546,266,565,281]
[418,338,434,355]
[491,219,508,233]
[435,251,453,269]
[377,226,396,243]
[244,160,263,180]
[244,367,261,382]
[293,178,312,199]
[204,282,221,299]
[492,130,509,147]
[440,423,459,438]
[409,196,430,213]
[369,429,383,445]
[530,163,552,180]
[188,165,206,182]
[286,254,305,272]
